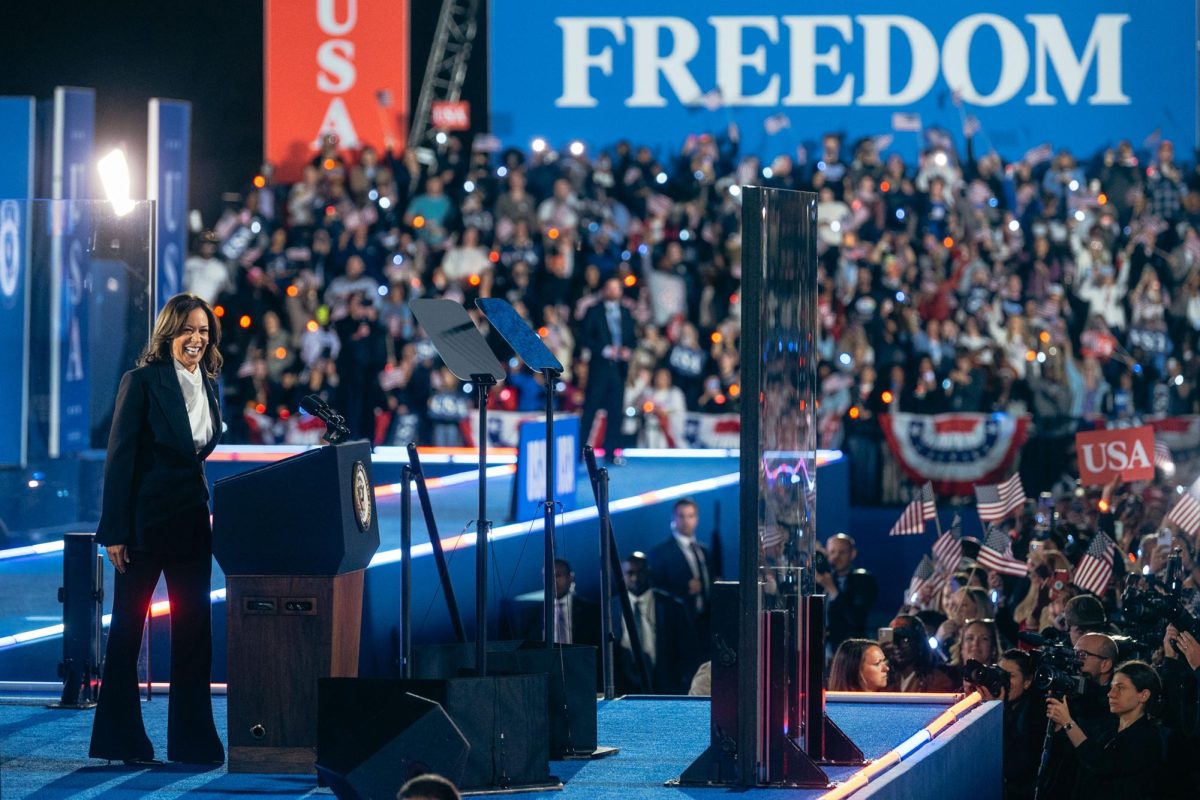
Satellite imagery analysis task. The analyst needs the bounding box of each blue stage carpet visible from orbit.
[0,694,984,799]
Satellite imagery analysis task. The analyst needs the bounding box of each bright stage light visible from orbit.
[531,137,547,153]
[97,148,135,217]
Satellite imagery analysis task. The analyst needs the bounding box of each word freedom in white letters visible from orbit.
[555,14,1130,108]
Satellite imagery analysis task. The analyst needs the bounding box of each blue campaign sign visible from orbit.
[514,415,579,522]
[0,97,35,466]
[490,2,1196,161]
[50,87,94,456]
[148,99,190,310]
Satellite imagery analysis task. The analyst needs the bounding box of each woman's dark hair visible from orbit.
[1115,660,1162,715]
[398,773,461,800]
[828,638,881,691]
[999,648,1035,679]
[138,293,223,378]
[891,614,938,674]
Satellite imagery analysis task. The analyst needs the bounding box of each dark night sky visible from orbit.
[1,1,487,223]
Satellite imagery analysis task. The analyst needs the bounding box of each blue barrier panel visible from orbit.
[0,97,35,467]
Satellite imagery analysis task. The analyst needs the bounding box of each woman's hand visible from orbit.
[1045,696,1074,729]
[1165,624,1181,660]
[1178,631,1200,671]
[105,544,130,574]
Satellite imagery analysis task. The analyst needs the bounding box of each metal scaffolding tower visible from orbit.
[408,0,481,150]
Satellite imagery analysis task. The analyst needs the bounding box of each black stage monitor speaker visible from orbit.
[315,691,469,799]
[318,675,552,793]
[412,640,598,757]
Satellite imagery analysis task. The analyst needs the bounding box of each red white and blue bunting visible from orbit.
[880,413,1030,496]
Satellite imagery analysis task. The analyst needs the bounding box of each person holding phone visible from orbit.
[88,294,225,767]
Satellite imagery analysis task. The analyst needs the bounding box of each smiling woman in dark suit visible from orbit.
[88,293,225,767]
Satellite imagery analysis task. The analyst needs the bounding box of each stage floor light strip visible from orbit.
[817,691,984,800]
[206,444,518,464]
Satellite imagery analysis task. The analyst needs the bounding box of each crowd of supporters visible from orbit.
[818,468,1200,798]
[188,126,1200,500]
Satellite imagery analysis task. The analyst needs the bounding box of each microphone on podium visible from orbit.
[300,394,351,443]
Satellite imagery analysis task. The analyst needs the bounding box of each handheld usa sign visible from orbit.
[1075,426,1155,485]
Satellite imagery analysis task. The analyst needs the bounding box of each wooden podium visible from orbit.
[213,441,380,774]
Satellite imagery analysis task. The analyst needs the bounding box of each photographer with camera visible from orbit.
[1035,632,1119,796]
[1045,660,1166,798]
[998,649,1043,799]
[1157,623,1200,798]
[816,533,879,652]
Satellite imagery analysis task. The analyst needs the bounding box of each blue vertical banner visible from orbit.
[0,97,35,467]
[147,99,190,310]
[50,87,94,457]
[514,415,580,522]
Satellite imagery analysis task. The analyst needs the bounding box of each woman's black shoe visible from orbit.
[120,757,164,767]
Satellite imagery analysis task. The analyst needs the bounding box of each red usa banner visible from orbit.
[1075,425,1154,485]
[880,413,1030,496]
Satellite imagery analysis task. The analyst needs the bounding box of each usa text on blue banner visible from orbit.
[49,87,94,456]
[148,99,191,310]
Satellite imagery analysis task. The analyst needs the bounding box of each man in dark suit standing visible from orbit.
[816,533,878,652]
[649,498,713,642]
[520,558,600,647]
[613,552,696,695]
[579,277,636,462]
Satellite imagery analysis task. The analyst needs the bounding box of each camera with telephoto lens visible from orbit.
[1121,549,1200,650]
[813,550,830,574]
[1031,642,1087,698]
[963,659,1010,697]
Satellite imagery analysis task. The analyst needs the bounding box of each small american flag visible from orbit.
[977,524,1027,577]
[1023,143,1054,166]
[1155,440,1174,470]
[1166,492,1200,535]
[962,115,981,138]
[763,113,791,135]
[933,513,964,572]
[889,483,937,536]
[871,134,894,153]
[892,112,922,132]
[1073,534,1117,596]
[906,554,943,602]
[976,474,1026,522]
[693,87,723,112]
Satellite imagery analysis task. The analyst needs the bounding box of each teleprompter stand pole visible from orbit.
[585,446,651,692]
[473,375,496,677]
[400,464,413,678]
[407,443,467,643]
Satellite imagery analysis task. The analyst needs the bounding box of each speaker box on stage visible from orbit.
[412,640,598,758]
[314,692,469,799]
[318,675,554,793]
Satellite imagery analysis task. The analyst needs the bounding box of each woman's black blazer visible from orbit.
[95,361,222,554]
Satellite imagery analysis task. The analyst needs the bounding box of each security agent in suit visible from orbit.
[520,558,601,647]
[579,277,637,461]
[89,294,225,767]
[612,552,697,695]
[816,533,878,651]
[649,498,713,641]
